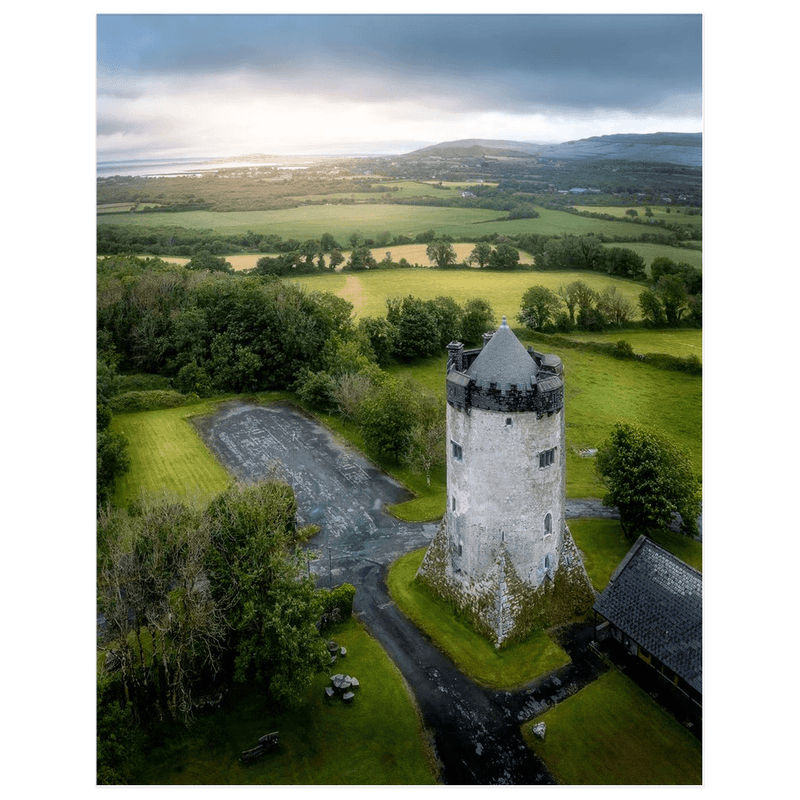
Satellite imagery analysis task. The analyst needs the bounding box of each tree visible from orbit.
[345,246,377,271]
[358,316,397,366]
[638,288,666,326]
[358,378,418,463]
[187,250,232,273]
[655,274,689,325]
[596,286,634,327]
[408,393,446,487]
[390,295,441,359]
[204,481,328,704]
[596,422,701,539]
[97,499,226,725]
[460,298,495,344]
[328,249,345,271]
[519,285,561,330]
[427,296,463,348]
[426,240,458,269]
[97,358,129,505]
[487,242,520,270]
[467,242,493,268]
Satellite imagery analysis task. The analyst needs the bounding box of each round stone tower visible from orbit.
[417,317,594,646]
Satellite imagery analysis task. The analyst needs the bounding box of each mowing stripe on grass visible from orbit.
[110,402,231,506]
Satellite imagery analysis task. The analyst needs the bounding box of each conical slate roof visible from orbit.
[466,317,539,390]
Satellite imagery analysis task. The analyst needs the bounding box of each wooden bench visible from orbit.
[240,732,279,762]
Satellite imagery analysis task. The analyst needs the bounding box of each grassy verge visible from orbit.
[387,548,570,688]
[569,519,702,592]
[135,618,439,784]
[522,669,701,784]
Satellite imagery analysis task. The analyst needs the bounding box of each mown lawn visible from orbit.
[135,618,439,785]
[387,548,570,688]
[109,400,233,506]
[522,669,701,784]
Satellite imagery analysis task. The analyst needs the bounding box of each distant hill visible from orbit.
[405,133,702,167]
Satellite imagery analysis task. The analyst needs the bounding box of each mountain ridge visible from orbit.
[405,132,702,166]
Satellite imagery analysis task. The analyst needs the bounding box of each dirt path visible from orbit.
[194,400,606,784]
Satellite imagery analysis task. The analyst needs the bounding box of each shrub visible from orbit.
[109,390,191,413]
[319,583,357,630]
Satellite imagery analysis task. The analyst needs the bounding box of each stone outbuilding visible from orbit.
[416,317,594,646]
[593,535,702,708]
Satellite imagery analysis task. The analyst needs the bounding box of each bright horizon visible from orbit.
[97,14,702,161]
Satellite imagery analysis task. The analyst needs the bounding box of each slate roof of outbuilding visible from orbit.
[593,535,702,694]
[466,317,539,391]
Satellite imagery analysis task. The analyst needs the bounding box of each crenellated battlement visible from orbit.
[446,340,564,415]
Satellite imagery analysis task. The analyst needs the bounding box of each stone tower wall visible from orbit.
[445,402,566,590]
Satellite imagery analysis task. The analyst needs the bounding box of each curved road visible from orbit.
[194,401,608,784]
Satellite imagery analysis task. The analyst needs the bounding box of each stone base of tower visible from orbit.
[416,519,596,648]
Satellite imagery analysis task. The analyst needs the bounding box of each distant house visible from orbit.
[593,536,701,707]
[460,191,476,198]
[568,187,587,194]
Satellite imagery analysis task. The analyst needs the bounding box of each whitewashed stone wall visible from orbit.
[445,403,565,591]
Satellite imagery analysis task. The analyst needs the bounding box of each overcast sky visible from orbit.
[97,13,702,160]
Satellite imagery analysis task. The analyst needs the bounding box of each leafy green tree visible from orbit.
[358,316,397,366]
[390,295,441,359]
[467,242,493,268]
[408,393,446,487]
[460,298,496,344]
[328,249,345,270]
[205,482,327,704]
[345,246,378,271]
[427,296,463,348]
[187,250,232,273]
[97,499,226,725]
[359,378,418,463]
[426,240,458,269]
[320,232,340,252]
[655,274,690,325]
[97,358,129,505]
[626,208,638,218]
[487,242,520,270]
[601,247,646,279]
[596,422,701,539]
[638,288,666,326]
[596,286,634,327]
[519,285,561,330]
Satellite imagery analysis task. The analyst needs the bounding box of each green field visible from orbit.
[97,204,504,240]
[290,268,647,321]
[97,203,701,255]
[560,327,702,358]
[601,240,702,272]
[386,332,702,497]
[109,401,232,506]
[522,669,701,784]
[387,548,570,688]
[136,618,438,784]
[573,204,701,220]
